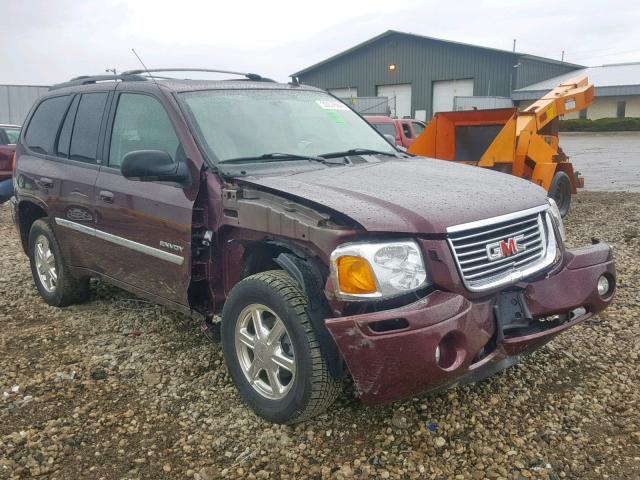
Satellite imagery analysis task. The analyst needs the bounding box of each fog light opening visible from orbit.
[436,332,465,370]
[368,318,409,333]
[597,275,612,297]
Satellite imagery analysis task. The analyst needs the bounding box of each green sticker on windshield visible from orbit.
[323,109,345,124]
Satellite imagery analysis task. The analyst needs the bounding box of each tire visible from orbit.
[548,171,572,217]
[28,219,90,307]
[221,270,341,424]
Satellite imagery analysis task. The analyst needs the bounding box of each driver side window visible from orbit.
[109,93,180,168]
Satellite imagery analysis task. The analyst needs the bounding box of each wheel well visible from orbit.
[239,241,344,379]
[17,201,47,253]
[241,242,288,279]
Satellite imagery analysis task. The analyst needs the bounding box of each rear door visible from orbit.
[38,90,111,270]
[17,92,110,269]
[93,89,195,305]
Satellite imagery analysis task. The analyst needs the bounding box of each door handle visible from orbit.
[37,177,54,188]
[99,190,114,203]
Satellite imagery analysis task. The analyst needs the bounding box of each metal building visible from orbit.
[513,62,640,119]
[292,30,581,119]
[0,84,50,125]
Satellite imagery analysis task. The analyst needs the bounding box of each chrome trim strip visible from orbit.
[446,204,549,234]
[447,210,558,293]
[55,218,95,236]
[54,217,184,266]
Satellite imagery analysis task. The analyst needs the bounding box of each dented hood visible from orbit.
[240,157,549,234]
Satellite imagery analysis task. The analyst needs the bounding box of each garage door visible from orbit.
[376,84,412,118]
[432,79,474,114]
[328,87,358,98]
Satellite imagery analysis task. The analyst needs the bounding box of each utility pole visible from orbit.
[513,39,517,52]
[561,50,565,62]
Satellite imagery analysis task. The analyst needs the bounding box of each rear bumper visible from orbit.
[325,242,615,404]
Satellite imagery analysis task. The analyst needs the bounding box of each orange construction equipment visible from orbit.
[409,76,595,216]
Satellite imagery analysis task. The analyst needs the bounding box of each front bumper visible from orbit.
[325,242,615,404]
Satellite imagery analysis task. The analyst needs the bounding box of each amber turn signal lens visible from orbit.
[336,256,377,295]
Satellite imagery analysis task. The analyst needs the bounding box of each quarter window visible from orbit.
[108,94,179,168]
[402,123,412,138]
[24,96,70,155]
[69,92,108,163]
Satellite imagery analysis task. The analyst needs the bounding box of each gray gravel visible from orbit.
[1,192,638,479]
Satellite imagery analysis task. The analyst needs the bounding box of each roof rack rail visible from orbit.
[120,68,274,82]
[49,73,146,91]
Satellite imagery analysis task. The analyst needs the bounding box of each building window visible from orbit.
[579,109,587,119]
[616,101,626,118]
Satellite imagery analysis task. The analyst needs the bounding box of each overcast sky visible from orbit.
[2,0,639,85]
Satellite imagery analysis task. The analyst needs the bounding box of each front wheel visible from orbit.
[221,270,341,424]
[548,171,572,217]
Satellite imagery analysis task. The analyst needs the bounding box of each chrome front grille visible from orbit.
[447,205,557,292]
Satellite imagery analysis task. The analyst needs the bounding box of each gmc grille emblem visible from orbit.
[486,234,526,261]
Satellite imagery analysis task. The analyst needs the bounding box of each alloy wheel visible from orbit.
[234,304,296,400]
[34,235,57,293]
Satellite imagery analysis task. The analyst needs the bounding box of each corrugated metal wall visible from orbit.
[0,85,49,125]
[297,32,578,118]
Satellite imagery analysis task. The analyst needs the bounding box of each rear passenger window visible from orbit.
[69,93,108,163]
[24,96,70,155]
[109,94,179,168]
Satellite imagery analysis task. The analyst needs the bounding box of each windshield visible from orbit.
[371,123,396,137]
[180,89,396,162]
[3,127,20,144]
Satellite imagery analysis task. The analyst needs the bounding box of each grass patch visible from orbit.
[559,117,640,132]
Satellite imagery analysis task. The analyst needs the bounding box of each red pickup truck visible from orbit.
[365,115,425,148]
[0,124,20,203]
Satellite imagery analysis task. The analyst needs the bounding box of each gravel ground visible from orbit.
[1,192,638,480]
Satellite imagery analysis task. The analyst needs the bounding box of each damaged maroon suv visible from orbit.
[11,69,615,423]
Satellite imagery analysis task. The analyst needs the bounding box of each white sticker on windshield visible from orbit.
[316,100,349,111]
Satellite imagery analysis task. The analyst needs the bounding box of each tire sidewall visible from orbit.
[28,220,65,306]
[221,275,314,423]
[549,171,571,217]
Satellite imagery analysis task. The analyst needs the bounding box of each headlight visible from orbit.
[547,198,566,241]
[330,240,429,300]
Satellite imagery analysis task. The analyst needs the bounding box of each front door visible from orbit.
[93,91,195,305]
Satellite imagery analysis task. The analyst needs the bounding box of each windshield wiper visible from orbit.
[318,148,401,159]
[220,152,340,165]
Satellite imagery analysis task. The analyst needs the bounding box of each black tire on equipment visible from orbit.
[548,171,572,217]
[28,219,90,307]
[221,270,341,424]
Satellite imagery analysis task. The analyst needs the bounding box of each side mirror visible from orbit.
[121,150,191,186]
